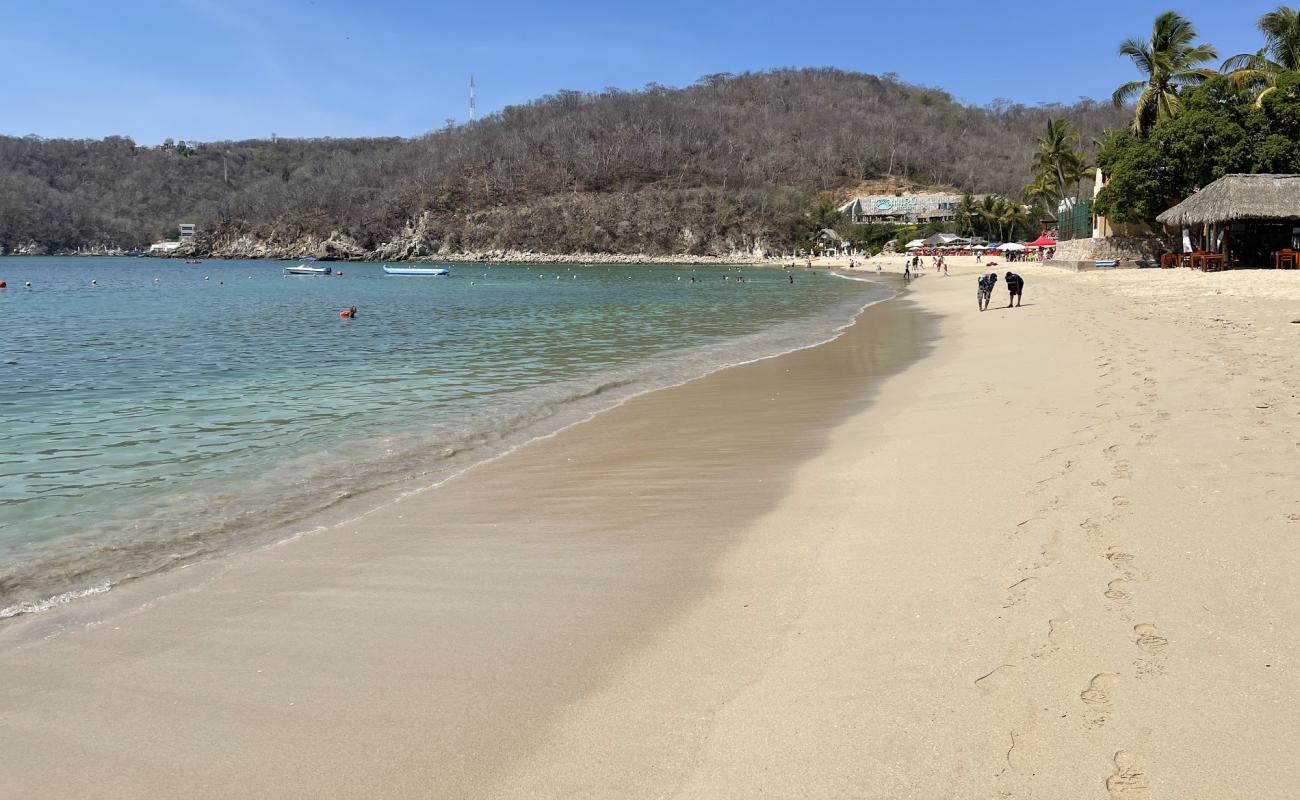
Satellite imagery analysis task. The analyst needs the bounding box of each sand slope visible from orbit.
[486,262,1300,798]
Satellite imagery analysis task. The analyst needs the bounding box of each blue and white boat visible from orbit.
[383,265,450,276]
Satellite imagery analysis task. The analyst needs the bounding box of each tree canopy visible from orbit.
[1095,72,1300,224]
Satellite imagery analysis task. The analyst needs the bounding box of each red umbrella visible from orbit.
[1026,235,1058,248]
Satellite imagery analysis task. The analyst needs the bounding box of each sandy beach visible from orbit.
[2,258,1298,798]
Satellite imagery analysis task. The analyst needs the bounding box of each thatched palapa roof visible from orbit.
[1157,174,1300,227]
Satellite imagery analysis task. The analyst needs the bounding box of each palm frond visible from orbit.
[1111,80,1146,107]
[1220,50,1264,73]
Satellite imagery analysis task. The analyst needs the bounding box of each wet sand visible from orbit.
[4,259,1299,798]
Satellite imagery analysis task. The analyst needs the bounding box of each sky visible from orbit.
[0,0,1286,144]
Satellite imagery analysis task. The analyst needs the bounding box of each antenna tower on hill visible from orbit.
[469,74,477,122]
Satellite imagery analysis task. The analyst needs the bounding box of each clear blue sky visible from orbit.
[0,0,1284,144]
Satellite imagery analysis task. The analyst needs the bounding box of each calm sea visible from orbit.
[0,257,891,617]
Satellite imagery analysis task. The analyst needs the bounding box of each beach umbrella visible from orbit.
[1026,235,1058,248]
[1001,243,1026,251]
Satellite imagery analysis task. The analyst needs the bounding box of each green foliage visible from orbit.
[1112,11,1219,135]
[1095,72,1300,224]
[1222,6,1300,105]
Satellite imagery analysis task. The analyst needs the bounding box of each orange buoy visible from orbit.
[340,310,350,318]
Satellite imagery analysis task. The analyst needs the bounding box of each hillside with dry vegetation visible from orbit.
[0,69,1126,257]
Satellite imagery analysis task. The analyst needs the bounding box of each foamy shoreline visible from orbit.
[0,266,893,633]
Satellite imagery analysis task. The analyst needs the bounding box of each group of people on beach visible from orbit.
[977,270,1024,311]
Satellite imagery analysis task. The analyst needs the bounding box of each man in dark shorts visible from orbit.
[1005,271,1024,307]
[977,271,997,311]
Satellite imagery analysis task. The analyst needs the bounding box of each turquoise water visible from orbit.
[0,257,889,615]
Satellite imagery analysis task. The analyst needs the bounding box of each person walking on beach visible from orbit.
[1005,271,1024,307]
[977,271,997,312]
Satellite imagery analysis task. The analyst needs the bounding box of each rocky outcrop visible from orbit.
[4,241,137,256]
[316,232,368,261]
[373,212,440,260]
[143,220,769,265]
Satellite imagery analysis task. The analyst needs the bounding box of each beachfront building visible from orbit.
[838,193,980,225]
[1156,174,1300,269]
[148,221,198,253]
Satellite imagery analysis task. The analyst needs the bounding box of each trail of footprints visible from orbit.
[984,310,1172,793]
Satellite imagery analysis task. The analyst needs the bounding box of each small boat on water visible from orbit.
[283,264,333,276]
[383,265,450,276]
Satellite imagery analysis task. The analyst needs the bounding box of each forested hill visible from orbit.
[0,69,1126,258]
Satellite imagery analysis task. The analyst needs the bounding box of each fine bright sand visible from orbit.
[1,258,1298,798]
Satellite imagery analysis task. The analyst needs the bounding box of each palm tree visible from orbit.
[1112,11,1219,135]
[1032,118,1090,202]
[1222,5,1300,106]
[977,195,1003,241]
[957,193,980,237]
[999,202,1031,243]
[1022,173,1060,213]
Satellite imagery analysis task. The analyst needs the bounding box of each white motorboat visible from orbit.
[283,264,333,275]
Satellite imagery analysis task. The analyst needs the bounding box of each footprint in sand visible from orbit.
[1134,623,1168,654]
[1105,547,1136,571]
[1080,672,1118,728]
[1105,578,1132,602]
[1133,623,1169,676]
[1106,750,1150,798]
[1031,618,1068,659]
[1103,496,1132,524]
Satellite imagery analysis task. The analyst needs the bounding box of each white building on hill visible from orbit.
[839,193,983,225]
